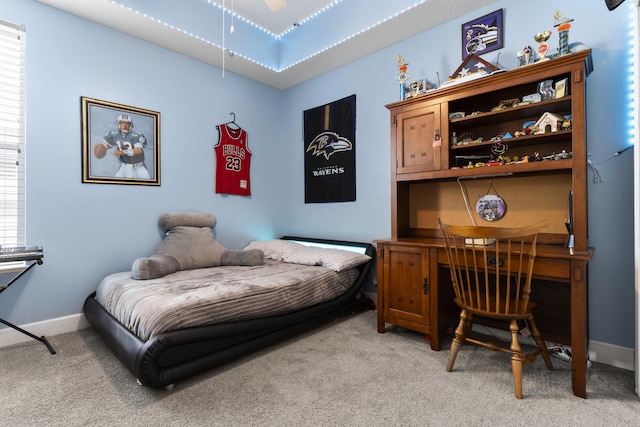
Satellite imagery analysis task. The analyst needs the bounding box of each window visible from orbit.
[0,20,25,248]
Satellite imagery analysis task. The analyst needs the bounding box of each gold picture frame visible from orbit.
[81,96,160,185]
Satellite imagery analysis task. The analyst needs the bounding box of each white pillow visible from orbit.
[318,248,371,272]
[283,246,371,272]
[243,239,303,261]
[244,239,371,271]
[281,246,324,266]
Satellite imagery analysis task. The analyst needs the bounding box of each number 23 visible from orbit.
[225,156,241,171]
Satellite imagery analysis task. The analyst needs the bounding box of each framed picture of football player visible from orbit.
[81,97,160,185]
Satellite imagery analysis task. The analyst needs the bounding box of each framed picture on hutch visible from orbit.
[462,9,504,59]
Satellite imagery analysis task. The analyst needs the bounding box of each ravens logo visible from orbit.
[306,131,352,160]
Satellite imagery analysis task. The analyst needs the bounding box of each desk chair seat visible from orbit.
[439,220,554,399]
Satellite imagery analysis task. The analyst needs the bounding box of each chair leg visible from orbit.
[463,312,474,337]
[528,315,554,370]
[447,310,470,372]
[509,320,524,399]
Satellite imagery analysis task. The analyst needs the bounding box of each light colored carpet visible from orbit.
[0,310,638,426]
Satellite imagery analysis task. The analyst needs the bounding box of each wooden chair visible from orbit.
[439,219,554,399]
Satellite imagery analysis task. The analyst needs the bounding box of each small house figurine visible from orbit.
[534,112,565,134]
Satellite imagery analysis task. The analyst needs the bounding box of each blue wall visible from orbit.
[2,0,635,350]
[2,0,286,326]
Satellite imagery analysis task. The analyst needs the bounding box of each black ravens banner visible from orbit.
[303,94,356,203]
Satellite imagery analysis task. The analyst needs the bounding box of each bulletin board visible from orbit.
[408,173,571,235]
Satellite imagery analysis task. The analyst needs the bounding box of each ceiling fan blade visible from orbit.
[265,0,287,12]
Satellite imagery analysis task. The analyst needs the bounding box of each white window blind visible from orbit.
[0,20,25,248]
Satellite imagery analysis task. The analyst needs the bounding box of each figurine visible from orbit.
[543,150,572,160]
[408,80,420,98]
[491,140,508,157]
[518,45,536,67]
[538,79,556,100]
[553,10,574,27]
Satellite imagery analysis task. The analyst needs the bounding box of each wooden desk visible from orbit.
[375,237,592,398]
[379,50,594,399]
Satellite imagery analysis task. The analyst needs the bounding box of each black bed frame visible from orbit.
[83,236,375,389]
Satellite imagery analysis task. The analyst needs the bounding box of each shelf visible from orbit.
[387,48,589,245]
[395,158,572,182]
[450,97,572,129]
[450,130,572,152]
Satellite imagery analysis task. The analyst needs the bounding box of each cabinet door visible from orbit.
[382,245,430,329]
[395,104,442,173]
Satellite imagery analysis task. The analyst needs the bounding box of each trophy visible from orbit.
[396,55,409,100]
[554,10,574,56]
[533,30,552,62]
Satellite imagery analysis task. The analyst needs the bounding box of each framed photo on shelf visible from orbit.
[81,97,160,186]
[462,9,504,59]
[555,78,568,98]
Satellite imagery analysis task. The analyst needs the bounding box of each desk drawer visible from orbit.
[437,249,571,281]
[531,256,571,280]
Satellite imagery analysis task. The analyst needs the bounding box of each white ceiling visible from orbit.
[36,0,498,90]
[208,0,341,35]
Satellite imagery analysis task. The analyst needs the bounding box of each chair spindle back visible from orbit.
[439,220,546,317]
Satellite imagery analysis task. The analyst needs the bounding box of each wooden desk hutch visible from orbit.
[374,50,594,398]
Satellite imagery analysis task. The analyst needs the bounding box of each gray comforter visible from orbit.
[95,260,360,341]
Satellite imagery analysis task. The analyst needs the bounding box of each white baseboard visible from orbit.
[472,324,635,371]
[0,314,90,348]
[588,339,635,371]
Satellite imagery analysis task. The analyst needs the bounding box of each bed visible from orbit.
[83,235,375,389]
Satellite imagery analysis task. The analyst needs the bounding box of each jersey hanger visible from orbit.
[216,112,240,131]
[226,112,240,130]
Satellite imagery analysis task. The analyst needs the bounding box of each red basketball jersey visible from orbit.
[214,124,252,196]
